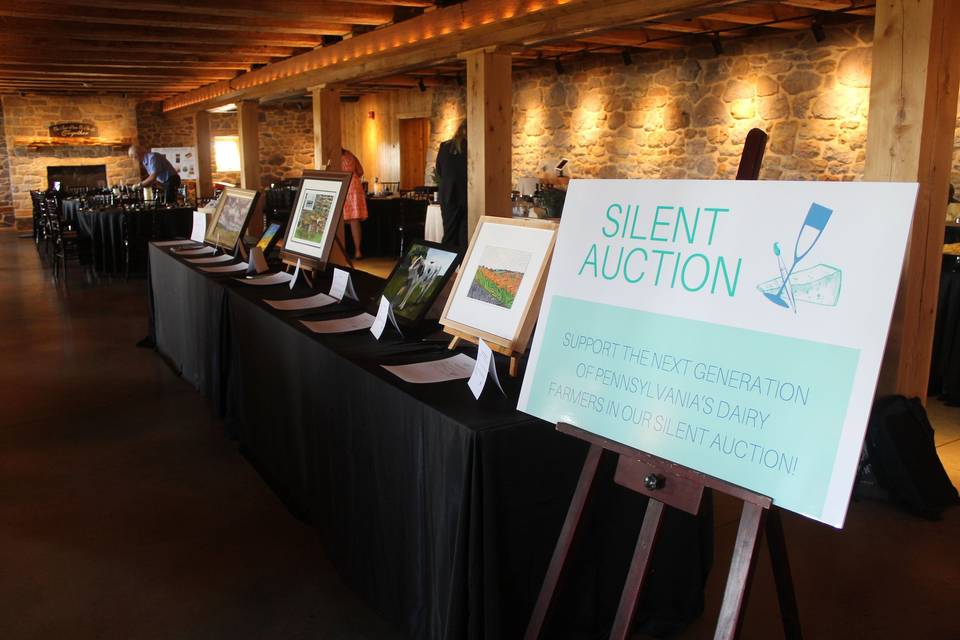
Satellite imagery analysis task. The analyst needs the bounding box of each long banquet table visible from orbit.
[147,242,713,640]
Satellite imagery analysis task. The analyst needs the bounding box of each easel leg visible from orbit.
[334,235,355,270]
[609,499,666,640]
[524,444,604,640]
[714,503,766,640]
[766,508,802,640]
[509,356,519,378]
[448,337,460,350]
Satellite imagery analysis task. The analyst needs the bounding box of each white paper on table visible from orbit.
[234,271,293,286]
[190,211,206,243]
[186,254,235,264]
[382,353,477,384]
[264,292,337,311]
[175,246,216,256]
[154,239,196,247]
[370,296,404,340]
[289,259,301,290]
[246,246,269,275]
[301,313,375,334]
[329,268,358,301]
[199,262,249,274]
[468,339,505,399]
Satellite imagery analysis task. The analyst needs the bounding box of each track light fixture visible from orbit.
[621,49,633,66]
[554,57,565,75]
[456,72,464,86]
[811,17,826,43]
[711,33,724,56]
[418,77,427,92]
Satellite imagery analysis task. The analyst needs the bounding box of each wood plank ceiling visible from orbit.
[0,0,873,101]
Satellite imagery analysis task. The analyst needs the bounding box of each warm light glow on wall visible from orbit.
[213,136,241,172]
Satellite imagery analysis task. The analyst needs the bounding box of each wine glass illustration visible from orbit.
[764,203,833,309]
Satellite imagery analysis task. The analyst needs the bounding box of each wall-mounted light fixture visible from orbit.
[711,33,724,56]
[811,17,826,43]
[418,77,427,92]
[621,49,633,66]
[554,57,565,75]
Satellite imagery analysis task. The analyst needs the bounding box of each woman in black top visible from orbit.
[435,122,468,251]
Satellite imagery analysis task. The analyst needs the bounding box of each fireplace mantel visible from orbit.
[14,136,133,149]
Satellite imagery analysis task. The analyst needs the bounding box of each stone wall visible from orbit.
[427,85,467,184]
[3,95,140,225]
[258,103,313,187]
[511,22,873,184]
[136,102,312,189]
[0,103,14,227]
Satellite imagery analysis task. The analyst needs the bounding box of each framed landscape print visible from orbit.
[204,186,259,252]
[280,170,352,268]
[440,216,558,354]
[381,241,461,329]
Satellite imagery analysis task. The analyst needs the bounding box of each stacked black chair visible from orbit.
[45,197,80,281]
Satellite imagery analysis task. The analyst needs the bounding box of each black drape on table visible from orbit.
[148,244,713,639]
[77,208,192,275]
[930,270,960,401]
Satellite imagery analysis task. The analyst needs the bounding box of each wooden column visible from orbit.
[237,99,263,236]
[865,0,960,400]
[462,47,513,233]
[312,85,347,264]
[312,85,341,170]
[192,110,213,200]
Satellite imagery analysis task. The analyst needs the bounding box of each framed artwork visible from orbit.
[440,216,558,354]
[280,170,352,268]
[380,241,461,328]
[204,186,259,252]
[256,221,284,253]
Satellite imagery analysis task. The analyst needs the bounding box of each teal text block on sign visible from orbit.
[524,296,860,520]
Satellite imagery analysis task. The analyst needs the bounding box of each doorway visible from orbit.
[399,117,430,191]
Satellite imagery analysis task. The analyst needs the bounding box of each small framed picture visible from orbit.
[440,216,558,354]
[205,186,260,252]
[256,221,285,254]
[380,241,461,329]
[281,170,352,268]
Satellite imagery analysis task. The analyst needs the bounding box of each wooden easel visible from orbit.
[525,129,797,640]
[447,330,523,377]
[280,236,353,290]
[524,423,801,640]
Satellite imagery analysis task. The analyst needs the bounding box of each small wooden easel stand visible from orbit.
[447,331,523,377]
[525,129,800,640]
[280,236,353,289]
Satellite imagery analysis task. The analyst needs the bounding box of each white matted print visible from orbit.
[281,170,351,265]
[441,217,557,351]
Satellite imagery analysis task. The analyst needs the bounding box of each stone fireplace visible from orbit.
[1,95,140,229]
[47,164,108,191]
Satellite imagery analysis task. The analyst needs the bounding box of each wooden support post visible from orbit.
[192,110,213,200]
[237,99,263,237]
[312,85,348,266]
[462,48,512,234]
[865,0,960,401]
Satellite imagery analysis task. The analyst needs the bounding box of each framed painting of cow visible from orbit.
[440,216,558,372]
[380,241,462,329]
[279,170,353,271]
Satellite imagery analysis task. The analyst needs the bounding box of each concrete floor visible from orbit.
[1,232,958,639]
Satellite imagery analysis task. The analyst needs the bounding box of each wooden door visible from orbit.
[399,117,430,191]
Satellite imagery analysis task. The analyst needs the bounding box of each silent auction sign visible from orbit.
[518,179,918,528]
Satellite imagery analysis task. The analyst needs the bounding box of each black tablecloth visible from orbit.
[74,206,192,275]
[148,244,712,639]
[347,197,428,258]
[930,269,960,400]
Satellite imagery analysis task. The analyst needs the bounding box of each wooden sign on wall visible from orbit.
[49,122,96,138]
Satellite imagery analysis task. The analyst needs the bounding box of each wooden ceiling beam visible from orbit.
[703,6,813,30]
[164,0,748,113]
[0,67,238,80]
[38,0,424,18]
[0,58,252,71]
[0,1,393,31]
[0,18,341,46]
[0,38,301,59]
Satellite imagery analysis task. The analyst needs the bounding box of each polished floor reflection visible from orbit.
[1,233,958,640]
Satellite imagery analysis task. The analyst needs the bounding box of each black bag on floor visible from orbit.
[859,395,959,519]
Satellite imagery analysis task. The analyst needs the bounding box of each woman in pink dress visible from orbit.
[341,148,368,259]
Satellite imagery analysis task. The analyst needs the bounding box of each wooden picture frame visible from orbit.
[279,170,352,272]
[380,240,462,330]
[440,216,558,364]
[204,186,259,252]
